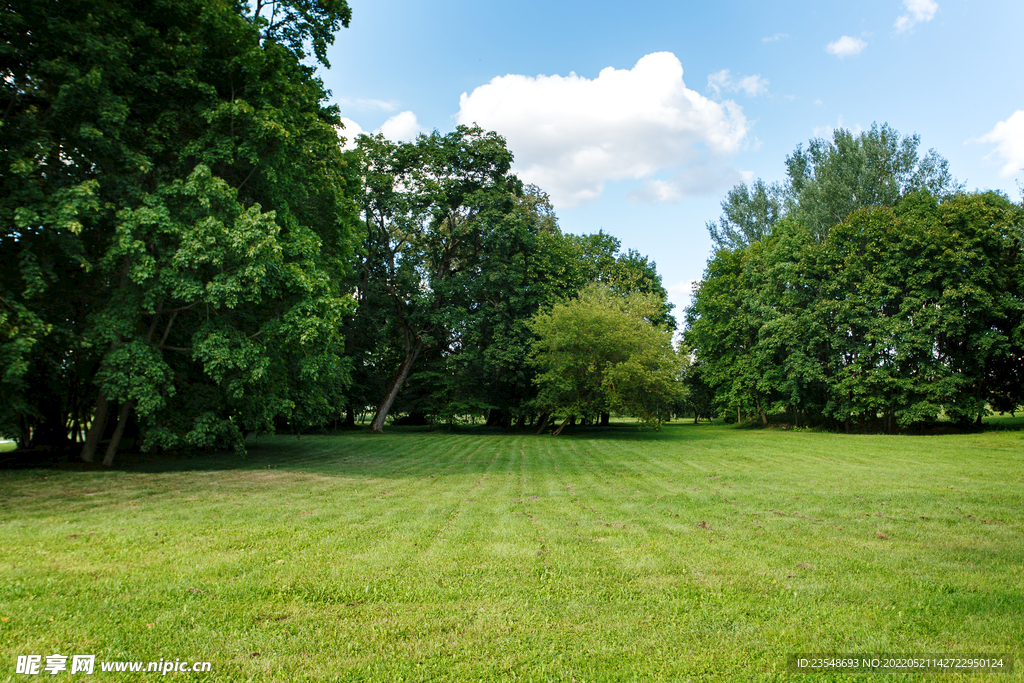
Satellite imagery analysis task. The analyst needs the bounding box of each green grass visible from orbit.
[2,423,1022,681]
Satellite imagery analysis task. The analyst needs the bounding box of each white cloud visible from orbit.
[895,0,938,32]
[707,69,769,97]
[826,36,867,58]
[338,98,397,112]
[455,52,750,206]
[976,110,1024,177]
[336,111,424,150]
[378,111,423,142]
[629,163,752,204]
[337,117,365,151]
[762,33,789,43]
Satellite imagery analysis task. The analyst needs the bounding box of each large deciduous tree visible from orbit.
[0,0,357,461]
[706,179,787,251]
[531,285,683,434]
[354,126,521,433]
[686,123,1023,431]
[785,122,959,241]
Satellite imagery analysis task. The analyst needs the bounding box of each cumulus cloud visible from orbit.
[337,117,365,151]
[826,36,867,57]
[455,52,750,206]
[629,163,751,203]
[895,0,938,32]
[707,69,770,97]
[337,111,424,150]
[378,111,423,142]
[976,110,1024,177]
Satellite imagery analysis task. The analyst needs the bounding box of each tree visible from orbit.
[420,185,585,428]
[687,187,1023,432]
[706,179,786,251]
[685,123,1021,432]
[530,285,683,434]
[786,122,959,241]
[708,123,959,253]
[0,0,357,461]
[348,167,680,431]
[683,247,770,424]
[354,126,521,433]
[913,192,1023,424]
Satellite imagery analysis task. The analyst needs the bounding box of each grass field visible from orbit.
[1,423,1022,681]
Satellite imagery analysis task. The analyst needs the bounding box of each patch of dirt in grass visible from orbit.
[255,613,290,622]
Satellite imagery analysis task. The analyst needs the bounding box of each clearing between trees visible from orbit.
[1,422,1021,681]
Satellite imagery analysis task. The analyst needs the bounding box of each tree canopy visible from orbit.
[686,124,1023,431]
[707,122,961,250]
[1,0,357,460]
[9,3,1014,456]
[531,285,684,434]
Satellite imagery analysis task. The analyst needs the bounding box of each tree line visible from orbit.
[1,0,681,461]
[684,124,1024,432]
[5,2,1020,463]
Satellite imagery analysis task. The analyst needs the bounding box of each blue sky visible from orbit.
[320,0,1024,315]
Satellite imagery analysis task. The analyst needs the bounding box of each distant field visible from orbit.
[982,413,1024,428]
[1,423,1021,681]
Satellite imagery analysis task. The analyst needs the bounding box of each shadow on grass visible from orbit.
[0,420,728,477]
[13,412,1016,478]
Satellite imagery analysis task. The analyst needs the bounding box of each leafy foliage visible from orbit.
[531,285,684,430]
[352,126,522,432]
[786,122,960,241]
[707,179,787,251]
[687,184,1023,430]
[350,127,679,432]
[0,0,357,457]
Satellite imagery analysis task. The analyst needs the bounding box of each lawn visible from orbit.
[1,423,1021,681]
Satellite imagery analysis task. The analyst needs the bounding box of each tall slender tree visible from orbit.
[354,127,521,433]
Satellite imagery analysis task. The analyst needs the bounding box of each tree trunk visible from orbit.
[343,405,355,429]
[18,414,30,449]
[533,412,550,435]
[600,412,610,426]
[102,400,134,466]
[369,339,424,433]
[568,415,576,427]
[80,392,109,463]
[552,414,573,437]
[31,404,69,451]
